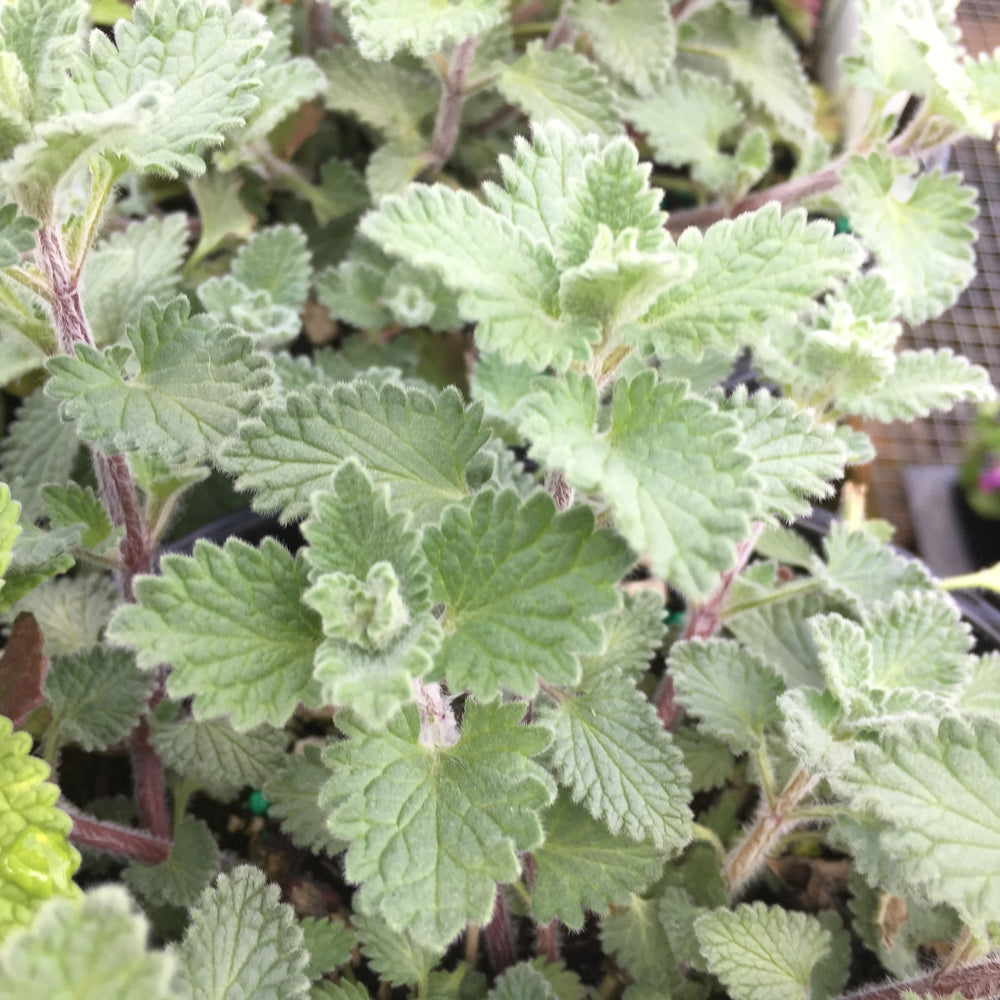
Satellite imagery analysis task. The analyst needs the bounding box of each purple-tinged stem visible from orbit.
[62,798,172,865]
[129,714,171,839]
[544,13,574,49]
[665,135,910,233]
[483,886,518,973]
[655,523,764,727]
[536,920,560,963]
[841,952,1000,1000]
[545,470,575,512]
[425,37,479,176]
[36,224,165,835]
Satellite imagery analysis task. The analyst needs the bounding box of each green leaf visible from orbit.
[837,347,994,421]
[621,71,749,192]
[124,816,220,909]
[840,152,977,325]
[672,727,734,792]
[842,0,993,139]
[0,886,172,997]
[44,646,153,751]
[669,639,784,754]
[818,523,932,609]
[725,592,832,688]
[361,184,592,371]
[325,700,555,950]
[863,591,972,695]
[601,894,680,990]
[1,523,76,613]
[833,715,1000,935]
[489,963,558,1000]
[567,0,674,95]
[315,240,459,333]
[0,715,81,940]
[530,793,664,929]
[312,983,371,1000]
[539,674,691,849]
[220,382,492,525]
[173,866,310,1000]
[484,121,598,248]
[423,489,630,700]
[719,388,846,522]
[149,713,288,801]
[678,1,815,144]
[188,170,256,267]
[634,206,863,360]
[353,912,441,989]
[264,744,348,856]
[318,46,436,143]
[0,483,22,592]
[0,391,80,524]
[0,0,88,122]
[495,41,618,139]
[61,0,269,179]
[0,203,37,267]
[579,590,665,685]
[694,902,832,1000]
[303,460,439,724]
[522,372,756,599]
[300,917,355,980]
[107,538,324,730]
[41,483,117,553]
[81,214,188,346]
[345,0,505,60]
[45,296,273,465]
[231,224,312,312]
[221,6,325,156]
[847,871,961,981]
[197,277,301,350]
[957,651,1000,717]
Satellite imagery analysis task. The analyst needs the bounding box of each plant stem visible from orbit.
[666,134,913,232]
[536,920,561,963]
[655,523,764,728]
[840,952,1000,1000]
[464,922,481,967]
[683,523,765,641]
[483,886,518,974]
[544,12,574,49]
[36,223,167,836]
[545,470,575,512]
[721,765,818,895]
[130,714,172,839]
[424,37,479,176]
[62,798,172,865]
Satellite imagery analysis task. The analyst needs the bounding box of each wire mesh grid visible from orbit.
[862,0,1000,549]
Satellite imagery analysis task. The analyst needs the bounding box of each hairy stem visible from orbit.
[721,765,819,895]
[841,952,1000,1000]
[545,470,575,512]
[129,715,172,839]
[424,37,479,176]
[37,224,167,835]
[62,798,172,865]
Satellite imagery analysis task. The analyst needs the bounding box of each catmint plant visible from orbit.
[0,0,999,997]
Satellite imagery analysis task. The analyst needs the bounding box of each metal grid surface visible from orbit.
[863,0,1000,548]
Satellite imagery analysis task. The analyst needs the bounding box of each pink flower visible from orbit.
[978,462,1000,494]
